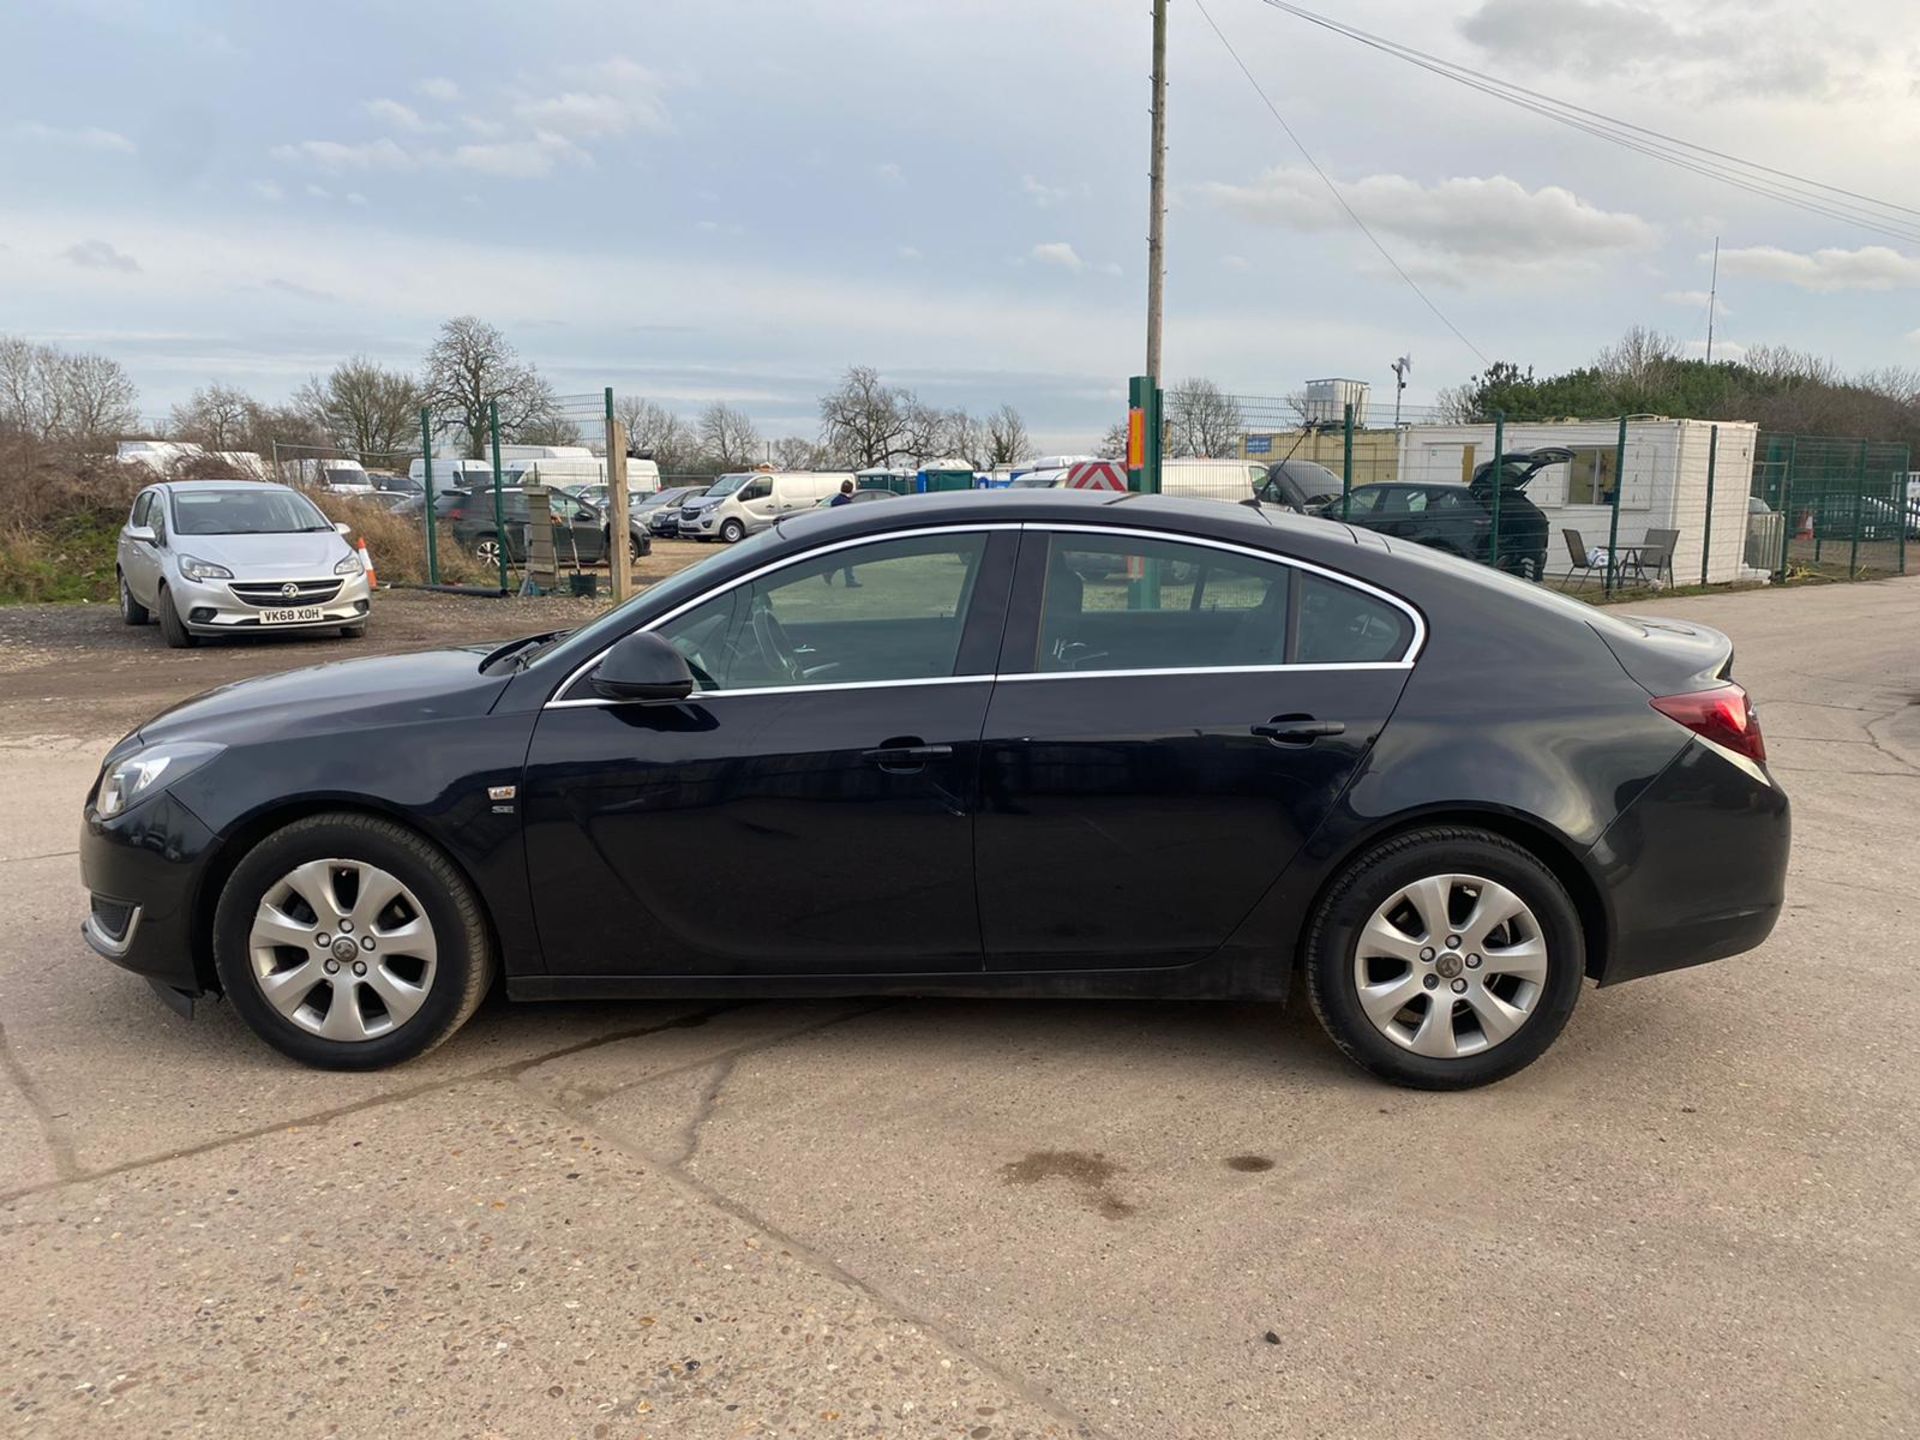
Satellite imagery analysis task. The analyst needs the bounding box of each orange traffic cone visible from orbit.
[357,538,377,587]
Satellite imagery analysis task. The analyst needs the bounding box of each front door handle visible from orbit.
[863,739,954,772]
[1253,715,1346,745]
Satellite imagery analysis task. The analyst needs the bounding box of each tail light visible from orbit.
[1650,683,1766,764]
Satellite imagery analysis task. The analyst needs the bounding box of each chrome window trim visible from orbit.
[546,524,1020,705]
[542,517,1424,710]
[1030,522,1426,664]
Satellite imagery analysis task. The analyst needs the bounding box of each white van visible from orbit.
[680,470,855,542]
[408,457,529,492]
[1158,459,1269,502]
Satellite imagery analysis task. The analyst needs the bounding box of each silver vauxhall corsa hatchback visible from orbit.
[116,481,374,646]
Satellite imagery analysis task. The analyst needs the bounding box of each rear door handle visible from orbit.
[863,740,954,772]
[1253,716,1347,745]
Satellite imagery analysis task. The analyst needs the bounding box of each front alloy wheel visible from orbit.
[214,813,494,1069]
[1304,827,1584,1089]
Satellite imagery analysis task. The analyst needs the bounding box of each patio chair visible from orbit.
[1639,528,1680,586]
[1558,528,1601,590]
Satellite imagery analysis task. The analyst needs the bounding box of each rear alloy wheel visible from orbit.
[119,572,150,626]
[213,813,494,1069]
[720,518,746,544]
[1304,827,1584,1089]
[157,586,197,648]
[473,535,502,568]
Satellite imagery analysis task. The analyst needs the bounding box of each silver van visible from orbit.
[680,471,855,543]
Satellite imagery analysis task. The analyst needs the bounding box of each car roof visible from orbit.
[154,480,295,495]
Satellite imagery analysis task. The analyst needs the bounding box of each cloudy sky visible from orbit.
[4,0,1918,448]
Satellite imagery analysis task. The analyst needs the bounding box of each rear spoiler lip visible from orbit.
[1591,615,1736,697]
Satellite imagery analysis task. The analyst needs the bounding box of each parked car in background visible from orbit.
[1257,459,1347,514]
[81,490,1788,1089]
[1330,448,1567,580]
[408,457,529,492]
[1803,492,1920,542]
[369,472,423,497]
[116,481,372,646]
[644,485,708,539]
[441,488,618,568]
[681,470,855,542]
[810,487,901,508]
[309,459,375,495]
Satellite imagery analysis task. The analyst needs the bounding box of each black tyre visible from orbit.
[473,534,502,568]
[157,586,196,648]
[118,571,150,626]
[629,534,644,562]
[1303,827,1584,1089]
[213,813,495,1070]
[720,518,746,543]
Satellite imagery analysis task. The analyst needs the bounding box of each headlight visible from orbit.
[334,553,364,575]
[178,554,234,582]
[95,741,224,819]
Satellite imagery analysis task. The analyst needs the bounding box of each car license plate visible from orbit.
[259,606,325,624]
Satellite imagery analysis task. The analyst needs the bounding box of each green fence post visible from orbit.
[1900,445,1911,577]
[1340,401,1355,521]
[420,408,439,586]
[1145,383,1163,496]
[1488,411,1505,573]
[1605,416,1627,595]
[1779,437,1797,579]
[1700,424,1717,586]
[489,400,508,593]
[1849,440,1867,578]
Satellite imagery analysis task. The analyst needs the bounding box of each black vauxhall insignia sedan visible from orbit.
[80,490,1789,1088]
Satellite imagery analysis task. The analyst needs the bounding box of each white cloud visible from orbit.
[450,133,586,179]
[514,90,666,139]
[1715,244,1920,292]
[345,192,368,207]
[365,98,439,133]
[1028,241,1086,271]
[875,162,904,184]
[461,115,506,138]
[305,183,332,200]
[250,179,285,202]
[1661,288,1731,318]
[12,121,137,155]
[64,239,140,272]
[1021,174,1086,207]
[1683,339,1747,361]
[1220,254,1251,272]
[1097,261,1122,276]
[1198,168,1656,276]
[898,245,922,260]
[271,137,416,173]
[416,77,460,103]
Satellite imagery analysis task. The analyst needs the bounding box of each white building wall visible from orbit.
[1394,419,1760,584]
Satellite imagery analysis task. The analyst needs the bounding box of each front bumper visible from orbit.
[79,791,220,994]
[171,571,373,634]
[1588,739,1791,985]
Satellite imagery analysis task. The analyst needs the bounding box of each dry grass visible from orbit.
[307,493,493,587]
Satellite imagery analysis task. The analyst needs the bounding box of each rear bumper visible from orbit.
[79,793,219,994]
[1587,740,1790,985]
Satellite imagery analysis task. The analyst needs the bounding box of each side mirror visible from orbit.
[592,630,697,703]
[335,522,352,536]
[125,524,157,545]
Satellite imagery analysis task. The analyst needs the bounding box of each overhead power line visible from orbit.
[1260,1,1920,248]
[1191,0,1490,365]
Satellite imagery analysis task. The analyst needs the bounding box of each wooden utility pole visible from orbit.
[606,410,633,602]
[1146,0,1169,383]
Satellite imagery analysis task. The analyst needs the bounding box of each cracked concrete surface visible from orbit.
[3,579,1918,1438]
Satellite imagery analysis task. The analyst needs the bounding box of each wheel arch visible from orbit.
[189,797,503,994]
[1286,805,1613,985]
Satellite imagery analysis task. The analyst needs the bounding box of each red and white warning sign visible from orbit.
[1065,459,1128,492]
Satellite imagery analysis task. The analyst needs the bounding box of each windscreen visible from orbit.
[171,488,331,536]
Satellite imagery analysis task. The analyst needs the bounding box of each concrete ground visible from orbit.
[1,577,1916,1438]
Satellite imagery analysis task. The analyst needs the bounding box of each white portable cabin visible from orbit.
[1394,418,1763,584]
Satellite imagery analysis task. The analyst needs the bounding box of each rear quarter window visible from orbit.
[1295,574,1414,664]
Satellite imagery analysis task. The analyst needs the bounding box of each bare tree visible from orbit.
[1096,420,1129,460]
[699,402,762,469]
[614,396,702,473]
[296,356,421,461]
[169,383,257,450]
[1595,325,1681,389]
[902,399,946,465]
[771,435,825,470]
[938,409,987,468]
[1856,365,1920,403]
[986,403,1032,466]
[0,336,139,444]
[516,412,584,447]
[422,316,560,458]
[1164,377,1244,457]
[818,365,912,467]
